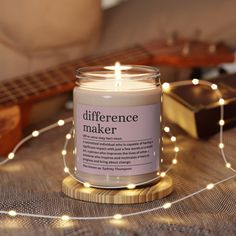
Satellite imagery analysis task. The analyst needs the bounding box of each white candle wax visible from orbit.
[73,66,161,188]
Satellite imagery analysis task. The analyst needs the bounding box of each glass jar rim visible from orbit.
[76,65,160,81]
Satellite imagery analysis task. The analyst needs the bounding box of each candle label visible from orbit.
[75,104,160,176]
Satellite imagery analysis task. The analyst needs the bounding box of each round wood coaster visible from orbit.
[62,176,173,204]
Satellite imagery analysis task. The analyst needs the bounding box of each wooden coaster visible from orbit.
[62,176,173,204]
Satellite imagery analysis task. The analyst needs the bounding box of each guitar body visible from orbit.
[0,105,22,156]
[0,95,69,156]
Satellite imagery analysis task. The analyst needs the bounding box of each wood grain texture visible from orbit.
[0,105,22,155]
[62,175,173,204]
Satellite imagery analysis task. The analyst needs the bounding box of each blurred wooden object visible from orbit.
[0,106,22,155]
[0,38,234,155]
[145,39,234,67]
[163,73,236,138]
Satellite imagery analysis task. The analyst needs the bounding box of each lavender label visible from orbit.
[75,104,161,176]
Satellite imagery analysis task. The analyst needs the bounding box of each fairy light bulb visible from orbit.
[64,167,69,173]
[58,120,65,126]
[219,120,225,126]
[163,202,172,209]
[192,78,199,85]
[32,130,39,137]
[72,129,75,138]
[113,214,123,220]
[172,159,177,164]
[160,172,166,178]
[162,82,170,92]
[171,136,176,142]
[127,184,136,189]
[174,147,179,152]
[164,126,170,133]
[211,84,218,90]
[61,150,67,155]
[219,98,225,105]
[73,149,76,155]
[219,143,224,149]
[206,183,214,190]
[61,215,70,221]
[83,182,91,188]
[66,134,72,140]
[226,163,231,168]
[8,210,17,216]
[8,152,15,160]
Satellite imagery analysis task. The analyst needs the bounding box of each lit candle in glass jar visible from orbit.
[73,63,162,188]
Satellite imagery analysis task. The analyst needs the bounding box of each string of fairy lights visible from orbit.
[0,79,235,222]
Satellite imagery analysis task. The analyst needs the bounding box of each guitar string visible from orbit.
[0,58,137,104]
[0,72,71,104]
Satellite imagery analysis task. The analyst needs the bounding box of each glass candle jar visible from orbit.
[73,64,162,188]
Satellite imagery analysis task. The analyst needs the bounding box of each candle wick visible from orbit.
[115,80,121,88]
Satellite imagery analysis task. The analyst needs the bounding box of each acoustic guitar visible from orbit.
[0,38,234,156]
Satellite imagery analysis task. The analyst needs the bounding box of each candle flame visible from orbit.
[104,62,132,89]
[114,62,121,88]
[115,62,121,81]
